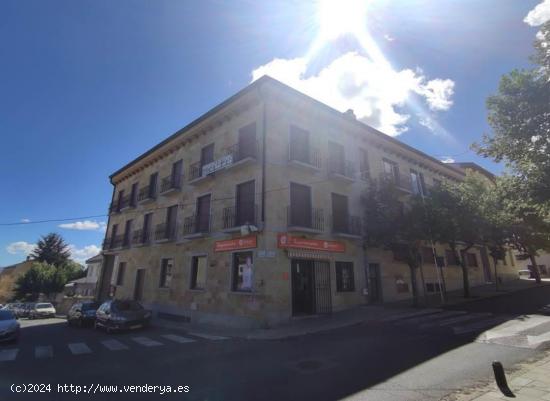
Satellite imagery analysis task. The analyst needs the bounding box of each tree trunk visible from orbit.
[529,254,542,284]
[419,262,427,305]
[409,264,419,307]
[492,256,499,292]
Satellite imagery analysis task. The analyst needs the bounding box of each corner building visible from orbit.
[97,76,519,328]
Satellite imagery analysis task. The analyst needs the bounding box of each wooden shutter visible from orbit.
[289,126,309,163]
[236,180,255,225]
[197,194,211,232]
[290,183,311,227]
[238,123,256,159]
[331,193,349,232]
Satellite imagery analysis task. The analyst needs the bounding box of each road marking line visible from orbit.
[381,309,442,322]
[101,339,129,351]
[0,349,18,362]
[132,336,163,347]
[161,334,196,344]
[453,317,507,335]
[188,332,229,340]
[35,346,53,359]
[68,342,92,355]
[395,310,466,326]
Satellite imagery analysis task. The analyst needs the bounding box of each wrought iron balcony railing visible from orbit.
[132,228,151,246]
[288,145,322,169]
[183,213,211,236]
[138,185,157,202]
[222,204,257,229]
[160,174,183,194]
[224,140,258,163]
[379,171,413,193]
[287,206,324,232]
[332,215,362,236]
[154,222,176,242]
[328,158,356,180]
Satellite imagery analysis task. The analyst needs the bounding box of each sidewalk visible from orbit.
[153,279,550,340]
[443,349,550,401]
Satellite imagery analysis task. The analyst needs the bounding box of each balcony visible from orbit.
[224,141,258,171]
[379,172,413,193]
[222,204,257,232]
[109,203,120,214]
[288,145,322,172]
[119,194,136,211]
[154,223,176,243]
[132,228,151,247]
[287,206,324,234]
[103,234,123,250]
[138,185,156,203]
[102,237,111,251]
[188,161,213,185]
[332,215,362,238]
[328,159,356,182]
[160,175,182,195]
[183,214,211,239]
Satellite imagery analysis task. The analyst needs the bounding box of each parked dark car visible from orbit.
[95,300,152,333]
[0,309,20,343]
[67,301,100,327]
[15,303,33,318]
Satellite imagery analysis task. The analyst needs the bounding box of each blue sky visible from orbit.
[0,0,546,266]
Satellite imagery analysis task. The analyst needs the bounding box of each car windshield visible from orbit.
[0,310,15,320]
[82,303,100,311]
[114,301,143,312]
[36,303,53,309]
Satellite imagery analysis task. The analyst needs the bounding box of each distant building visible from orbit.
[64,254,102,297]
[0,259,35,303]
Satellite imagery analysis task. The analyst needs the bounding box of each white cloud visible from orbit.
[383,34,394,42]
[21,218,30,223]
[59,220,106,231]
[524,0,550,26]
[68,245,102,264]
[440,157,456,164]
[251,51,454,136]
[6,241,35,256]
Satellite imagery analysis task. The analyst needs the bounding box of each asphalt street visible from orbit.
[1,285,549,401]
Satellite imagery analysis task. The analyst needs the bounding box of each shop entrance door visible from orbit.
[291,259,332,316]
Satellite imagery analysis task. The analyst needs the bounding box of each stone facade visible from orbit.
[98,76,520,328]
[0,260,34,303]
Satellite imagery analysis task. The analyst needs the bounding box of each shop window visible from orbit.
[159,258,173,288]
[232,252,253,292]
[116,262,126,286]
[190,256,207,290]
[336,262,355,292]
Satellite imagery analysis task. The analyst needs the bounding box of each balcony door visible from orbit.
[171,159,183,185]
[331,193,349,233]
[290,183,312,228]
[200,144,214,169]
[329,142,345,174]
[238,123,256,160]
[197,194,211,232]
[289,126,309,164]
[236,180,255,226]
[166,205,177,237]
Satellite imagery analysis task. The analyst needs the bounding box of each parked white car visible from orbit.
[28,303,56,319]
[0,309,20,343]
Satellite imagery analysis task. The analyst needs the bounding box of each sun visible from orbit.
[316,0,369,41]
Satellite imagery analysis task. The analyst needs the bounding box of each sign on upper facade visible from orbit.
[277,233,346,253]
[214,235,257,252]
[202,154,233,176]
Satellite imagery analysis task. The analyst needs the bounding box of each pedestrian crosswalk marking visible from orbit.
[189,332,229,340]
[68,342,92,355]
[161,334,196,344]
[381,309,442,322]
[101,339,129,351]
[0,349,18,362]
[35,345,53,359]
[132,336,163,347]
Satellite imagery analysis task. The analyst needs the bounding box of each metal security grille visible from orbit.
[314,261,332,314]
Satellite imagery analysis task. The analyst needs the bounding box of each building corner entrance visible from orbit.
[291,259,332,316]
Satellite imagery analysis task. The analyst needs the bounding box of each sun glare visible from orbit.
[317,0,369,41]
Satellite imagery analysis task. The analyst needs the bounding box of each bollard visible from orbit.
[492,361,515,397]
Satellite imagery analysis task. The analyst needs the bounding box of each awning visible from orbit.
[286,249,331,260]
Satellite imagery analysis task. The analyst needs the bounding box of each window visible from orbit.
[200,143,214,168]
[171,159,183,186]
[159,258,173,288]
[123,219,132,246]
[116,190,125,211]
[328,141,345,175]
[130,183,138,206]
[289,183,312,228]
[236,180,255,226]
[149,172,158,198]
[466,253,478,267]
[238,122,257,160]
[116,262,126,286]
[196,194,211,232]
[190,256,207,290]
[232,252,253,292]
[143,213,153,242]
[336,262,355,292]
[445,249,458,265]
[289,125,310,164]
[383,159,399,182]
[359,148,370,180]
[331,193,349,233]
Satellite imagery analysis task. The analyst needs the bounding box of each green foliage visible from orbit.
[30,233,71,267]
[12,260,85,301]
[474,22,550,207]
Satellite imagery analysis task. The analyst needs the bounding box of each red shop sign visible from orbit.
[277,233,346,253]
[214,236,257,252]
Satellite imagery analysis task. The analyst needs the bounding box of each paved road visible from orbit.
[1,286,549,401]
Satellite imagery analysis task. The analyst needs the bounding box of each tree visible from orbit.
[363,180,430,306]
[12,260,85,301]
[424,173,486,298]
[30,233,71,267]
[474,21,550,208]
